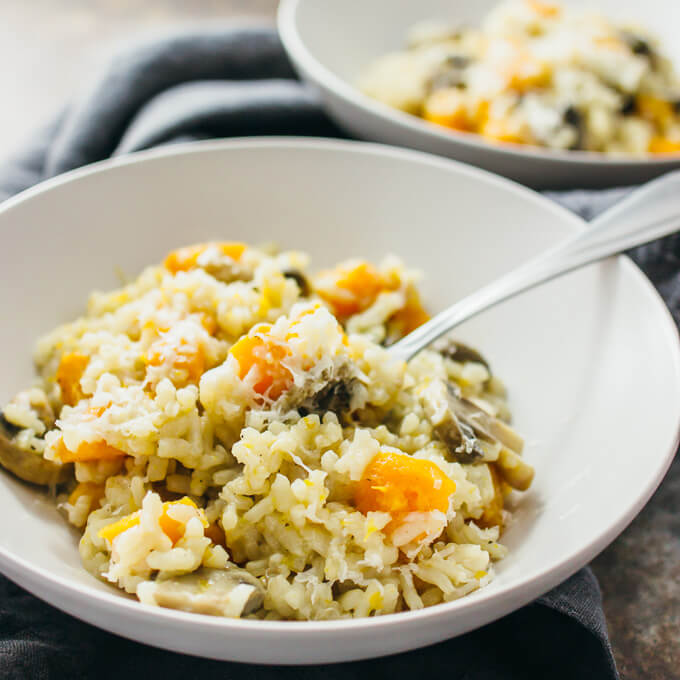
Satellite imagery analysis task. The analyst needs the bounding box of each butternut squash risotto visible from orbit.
[0,242,533,620]
[359,0,680,154]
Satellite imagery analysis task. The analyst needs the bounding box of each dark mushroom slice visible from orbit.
[429,54,471,92]
[432,407,494,464]
[139,566,264,618]
[284,361,360,419]
[34,399,56,431]
[496,448,534,492]
[2,390,56,433]
[562,106,584,150]
[433,337,491,372]
[451,395,524,454]
[298,377,358,417]
[421,380,500,464]
[0,415,70,486]
[443,386,532,489]
[422,380,533,490]
[282,269,311,297]
[620,93,636,115]
[620,30,654,58]
[0,412,20,437]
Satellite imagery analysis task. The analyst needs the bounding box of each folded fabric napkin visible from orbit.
[2,25,678,680]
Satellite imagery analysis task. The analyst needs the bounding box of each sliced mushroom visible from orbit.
[620,93,636,115]
[447,389,532,490]
[0,412,19,438]
[620,30,654,58]
[422,380,533,490]
[3,388,56,434]
[0,414,70,486]
[282,269,311,297]
[299,377,358,417]
[496,448,534,492]
[429,54,471,91]
[137,566,264,618]
[34,399,56,431]
[562,106,584,150]
[421,380,500,464]
[451,396,524,454]
[433,337,491,372]
[282,360,360,419]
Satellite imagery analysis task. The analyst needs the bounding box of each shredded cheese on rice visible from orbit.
[1,241,531,620]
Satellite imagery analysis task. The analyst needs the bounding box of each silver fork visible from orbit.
[389,170,680,362]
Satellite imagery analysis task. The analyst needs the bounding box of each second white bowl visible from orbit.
[279,0,680,188]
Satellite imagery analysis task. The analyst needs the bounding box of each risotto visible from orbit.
[359,0,680,154]
[0,241,533,620]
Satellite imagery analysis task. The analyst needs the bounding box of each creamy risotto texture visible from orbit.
[0,241,533,620]
[359,0,680,154]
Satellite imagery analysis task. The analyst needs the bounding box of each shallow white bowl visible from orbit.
[278,0,680,188]
[0,139,678,664]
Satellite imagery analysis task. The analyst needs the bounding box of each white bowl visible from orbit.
[0,138,678,663]
[278,0,680,189]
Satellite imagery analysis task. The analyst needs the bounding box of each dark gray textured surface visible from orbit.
[549,190,680,679]
[592,445,680,678]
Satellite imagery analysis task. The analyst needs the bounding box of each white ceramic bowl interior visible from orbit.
[279,0,680,188]
[0,139,678,663]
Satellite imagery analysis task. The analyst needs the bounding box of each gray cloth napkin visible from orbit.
[5,24,677,680]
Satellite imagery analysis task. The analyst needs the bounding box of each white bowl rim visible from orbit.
[277,0,680,168]
[0,136,678,636]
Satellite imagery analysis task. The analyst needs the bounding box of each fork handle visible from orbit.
[389,170,680,363]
